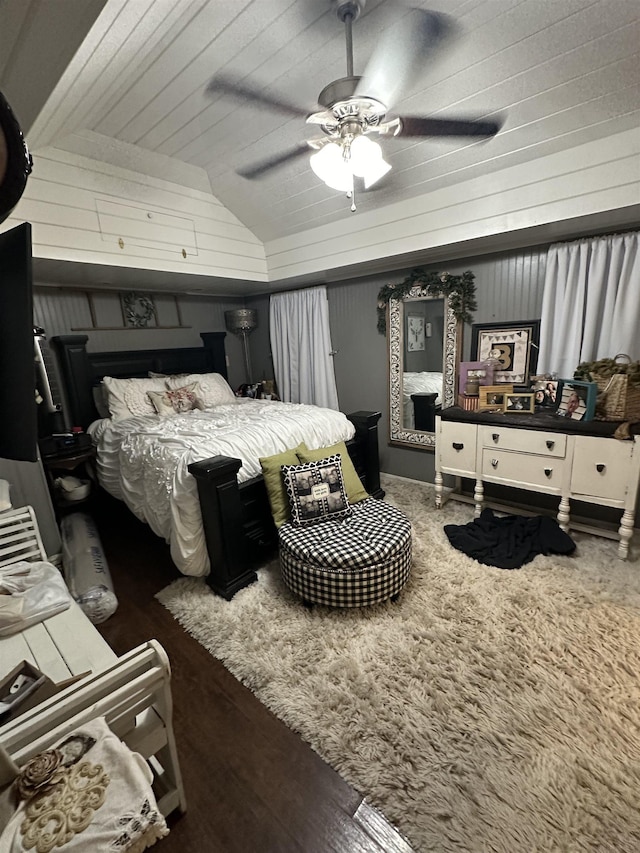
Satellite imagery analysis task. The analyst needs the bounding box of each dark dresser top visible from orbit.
[439,406,639,438]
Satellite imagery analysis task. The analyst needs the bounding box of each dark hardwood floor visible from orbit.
[91,490,414,853]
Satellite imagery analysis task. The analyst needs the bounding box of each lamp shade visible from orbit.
[310,143,353,192]
[225,308,258,334]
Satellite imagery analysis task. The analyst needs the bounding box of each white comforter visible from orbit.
[88,398,355,577]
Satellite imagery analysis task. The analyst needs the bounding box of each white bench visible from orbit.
[0,506,185,818]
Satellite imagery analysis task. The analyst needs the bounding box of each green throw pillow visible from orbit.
[260,443,308,528]
[296,441,369,504]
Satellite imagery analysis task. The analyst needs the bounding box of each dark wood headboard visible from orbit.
[52,332,228,429]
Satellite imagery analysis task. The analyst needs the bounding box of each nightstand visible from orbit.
[39,437,97,515]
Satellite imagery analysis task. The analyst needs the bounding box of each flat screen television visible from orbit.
[0,221,37,462]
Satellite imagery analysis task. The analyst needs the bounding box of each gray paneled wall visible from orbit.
[33,287,249,390]
[249,245,548,481]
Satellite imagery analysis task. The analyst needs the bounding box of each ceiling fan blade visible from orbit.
[237,142,312,179]
[355,8,451,112]
[206,74,309,118]
[397,115,503,138]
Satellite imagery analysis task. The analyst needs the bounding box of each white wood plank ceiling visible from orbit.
[2,0,639,288]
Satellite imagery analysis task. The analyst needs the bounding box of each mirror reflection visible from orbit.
[402,299,445,430]
[388,288,459,449]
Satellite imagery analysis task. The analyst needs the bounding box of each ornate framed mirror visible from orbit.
[388,286,460,449]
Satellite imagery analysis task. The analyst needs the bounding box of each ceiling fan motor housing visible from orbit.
[334,0,364,24]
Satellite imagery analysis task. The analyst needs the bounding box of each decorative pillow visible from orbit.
[281,455,351,526]
[102,376,168,421]
[259,443,307,528]
[296,441,369,504]
[147,383,204,416]
[165,372,235,407]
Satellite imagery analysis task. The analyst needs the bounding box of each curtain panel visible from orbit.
[538,232,640,378]
[269,286,340,410]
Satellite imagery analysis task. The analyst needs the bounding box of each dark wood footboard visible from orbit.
[188,411,383,600]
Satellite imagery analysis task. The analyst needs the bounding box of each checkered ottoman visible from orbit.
[278,498,412,607]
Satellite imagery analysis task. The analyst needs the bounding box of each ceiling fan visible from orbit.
[207,1,502,208]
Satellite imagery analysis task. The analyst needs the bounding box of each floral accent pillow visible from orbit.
[165,372,235,407]
[281,455,351,526]
[147,383,204,415]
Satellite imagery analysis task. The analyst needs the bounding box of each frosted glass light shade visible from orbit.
[350,136,392,188]
[363,157,391,188]
[310,143,353,192]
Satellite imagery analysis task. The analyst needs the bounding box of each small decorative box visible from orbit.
[458,394,479,411]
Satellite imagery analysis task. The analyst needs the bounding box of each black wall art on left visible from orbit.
[0,222,37,462]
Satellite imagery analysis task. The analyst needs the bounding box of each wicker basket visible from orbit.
[591,355,640,422]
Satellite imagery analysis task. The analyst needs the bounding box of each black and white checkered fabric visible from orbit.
[278,498,412,607]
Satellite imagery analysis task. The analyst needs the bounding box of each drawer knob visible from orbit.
[491,458,498,468]
[544,468,552,478]
[492,433,499,443]
[596,463,606,473]
[452,442,464,451]
[546,440,555,450]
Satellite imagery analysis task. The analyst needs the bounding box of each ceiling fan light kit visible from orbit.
[208,2,503,210]
[310,135,391,195]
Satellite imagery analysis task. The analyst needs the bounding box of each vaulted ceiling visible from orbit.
[2,0,639,292]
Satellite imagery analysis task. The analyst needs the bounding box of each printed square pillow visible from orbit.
[281,455,351,526]
[147,383,204,415]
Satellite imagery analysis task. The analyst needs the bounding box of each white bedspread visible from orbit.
[88,398,355,577]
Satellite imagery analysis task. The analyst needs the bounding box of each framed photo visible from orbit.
[556,379,597,421]
[406,315,425,351]
[470,320,540,385]
[458,361,495,396]
[478,384,514,411]
[504,392,535,413]
[531,378,559,409]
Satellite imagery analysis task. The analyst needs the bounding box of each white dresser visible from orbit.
[435,411,640,558]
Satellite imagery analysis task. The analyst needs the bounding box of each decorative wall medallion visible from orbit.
[121,292,156,328]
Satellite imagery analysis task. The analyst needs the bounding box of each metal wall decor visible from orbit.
[121,292,156,328]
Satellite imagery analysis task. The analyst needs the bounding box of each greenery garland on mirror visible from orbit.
[377,268,477,334]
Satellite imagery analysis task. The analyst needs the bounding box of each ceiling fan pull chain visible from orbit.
[349,181,357,212]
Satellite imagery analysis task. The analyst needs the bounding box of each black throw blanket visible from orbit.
[444,509,576,569]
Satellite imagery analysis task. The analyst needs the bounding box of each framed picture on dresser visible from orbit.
[556,379,597,421]
[471,320,540,386]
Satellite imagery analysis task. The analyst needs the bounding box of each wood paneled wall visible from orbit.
[6,145,267,283]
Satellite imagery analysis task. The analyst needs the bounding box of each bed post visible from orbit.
[188,456,258,600]
[347,411,384,499]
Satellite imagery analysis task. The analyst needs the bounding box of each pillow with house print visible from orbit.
[281,455,351,526]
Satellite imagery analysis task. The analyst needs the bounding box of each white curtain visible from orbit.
[269,286,340,409]
[538,232,640,377]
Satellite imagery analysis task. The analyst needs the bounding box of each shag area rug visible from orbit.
[157,475,640,853]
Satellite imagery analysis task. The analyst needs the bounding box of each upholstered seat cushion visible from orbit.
[278,498,412,607]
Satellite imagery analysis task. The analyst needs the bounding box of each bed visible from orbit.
[52,333,383,600]
[402,372,443,430]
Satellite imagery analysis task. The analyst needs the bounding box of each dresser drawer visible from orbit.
[479,425,567,458]
[571,436,634,502]
[438,421,477,474]
[481,449,567,493]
